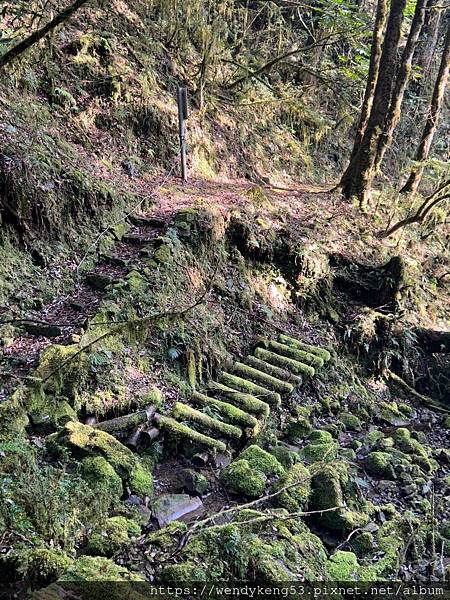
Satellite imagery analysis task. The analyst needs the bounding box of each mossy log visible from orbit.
[154,414,227,452]
[245,355,302,385]
[232,362,294,395]
[278,335,331,362]
[207,382,270,417]
[171,402,242,440]
[218,372,281,406]
[254,347,315,377]
[191,392,259,430]
[268,340,324,369]
[94,407,156,434]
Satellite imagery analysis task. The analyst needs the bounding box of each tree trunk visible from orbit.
[0,0,92,70]
[374,0,427,174]
[415,0,444,81]
[341,0,388,174]
[93,407,156,434]
[400,23,450,194]
[341,0,407,209]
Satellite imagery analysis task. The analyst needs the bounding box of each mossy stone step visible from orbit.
[232,362,293,395]
[218,372,281,406]
[278,334,331,362]
[171,402,242,440]
[267,340,324,369]
[191,392,259,431]
[154,415,226,452]
[245,355,302,385]
[254,347,315,377]
[129,215,165,228]
[207,382,270,417]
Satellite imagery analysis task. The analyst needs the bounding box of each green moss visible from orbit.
[145,521,188,552]
[87,516,141,557]
[327,551,376,581]
[172,402,242,439]
[254,347,315,378]
[245,355,302,385]
[270,446,299,470]
[232,362,294,394]
[220,459,267,498]
[191,391,259,432]
[153,243,172,264]
[159,562,207,582]
[49,421,136,479]
[20,547,72,586]
[129,462,154,498]
[365,452,395,479]
[364,430,385,447]
[351,532,375,556]
[219,372,281,406]
[272,463,311,511]
[278,335,331,362]
[208,381,270,416]
[126,270,147,293]
[157,415,227,452]
[58,556,144,582]
[52,400,78,426]
[340,412,362,431]
[35,344,89,396]
[239,445,285,477]
[286,416,312,442]
[81,456,123,499]
[268,340,324,369]
[308,429,333,443]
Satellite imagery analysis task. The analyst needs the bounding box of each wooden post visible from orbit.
[177,86,188,182]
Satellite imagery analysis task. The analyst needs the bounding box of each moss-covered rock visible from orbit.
[58,556,144,581]
[80,456,123,499]
[270,446,299,470]
[19,547,73,586]
[271,463,310,511]
[86,516,140,557]
[220,459,267,498]
[159,562,207,582]
[308,429,333,443]
[286,416,312,442]
[365,452,395,479]
[239,445,285,477]
[340,412,362,431]
[129,462,154,498]
[48,421,136,479]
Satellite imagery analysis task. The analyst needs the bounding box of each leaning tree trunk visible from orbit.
[341,0,406,209]
[374,0,427,174]
[341,0,388,176]
[400,22,450,194]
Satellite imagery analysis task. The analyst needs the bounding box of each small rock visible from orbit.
[85,273,116,290]
[152,494,203,527]
[179,469,209,495]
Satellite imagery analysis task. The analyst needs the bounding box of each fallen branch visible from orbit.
[0,0,92,70]
[386,369,449,413]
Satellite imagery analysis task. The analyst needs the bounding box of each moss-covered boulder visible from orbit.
[340,412,362,431]
[271,463,310,511]
[159,562,208,582]
[239,445,285,477]
[302,430,338,463]
[310,463,368,531]
[365,452,395,479]
[86,516,141,557]
[48,421,136,479]
[19,547,73,586]
[173,207,225,248]
[81,456,123,499]
[220,459,267,498]
[58,556,144,582]
[129,462,154,498]
[270,446,299,470]
[286,416,312,442]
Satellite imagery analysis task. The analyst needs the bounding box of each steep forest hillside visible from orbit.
[0,0,449,596]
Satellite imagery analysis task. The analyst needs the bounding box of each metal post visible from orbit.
[177,86,188,182]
